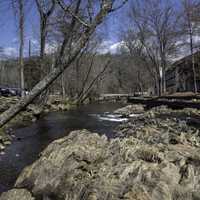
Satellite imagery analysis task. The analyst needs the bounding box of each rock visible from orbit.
[180,164,195,190]
[0,129,198,199]
[3,104,200,199]
[152,182,172,200]
[0,144,5,150]
[4,140,11,146]
[57,103,71,111]
[27,104,43,118]
[193,191,200,200]
[114,104,144,116]
[124,184,151,200]
[161,163,181,185]
[0,189,35,200]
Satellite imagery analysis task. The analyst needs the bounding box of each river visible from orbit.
[0,103,126,194]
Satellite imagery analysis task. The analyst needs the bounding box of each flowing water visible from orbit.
[0,103,126,194]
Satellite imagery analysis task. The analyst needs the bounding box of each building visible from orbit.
[166,51,200,94]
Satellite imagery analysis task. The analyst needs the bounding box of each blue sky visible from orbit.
[0,0,39,57]
[0,0,130,57]
[0,0,181,57]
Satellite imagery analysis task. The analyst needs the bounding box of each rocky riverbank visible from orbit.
[1,104,200,199]
[0,96,76,155]
[0,97,43,155]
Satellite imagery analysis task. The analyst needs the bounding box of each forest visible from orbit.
[1,1,200,199]
[0,0,200,99]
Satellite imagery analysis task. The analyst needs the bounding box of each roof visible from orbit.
[167,51,200,71]
[174,51,200,65]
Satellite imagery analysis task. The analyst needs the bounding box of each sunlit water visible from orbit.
[0,103,127,194]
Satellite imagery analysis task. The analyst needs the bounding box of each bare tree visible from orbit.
[77,60,110,104]
[35,0,56,102]
[181,0,200,93]
[0,0,128,128]
[35,0,56,60]
[121,30,159,94]
[124,0,179,95]
[19,0,25,97]
[56,35,110,102]
[11,0,25,96]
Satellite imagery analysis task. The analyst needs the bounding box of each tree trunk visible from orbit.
[162,65,166,94]
[162,53,167,94]
[61,72,66,97]
[77,61,110,104]
[190,33,197,93]
[19,0,25,97]
[40,18,47,60]
[0,1,114,128]
[188,11,197,93]
[158,76,162,96]
[29,40,32,57]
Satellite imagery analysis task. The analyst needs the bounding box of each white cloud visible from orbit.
[97,40,113,54]
[45,42,58,54]
[3,47,18,58]
[31,39,39,45]
[97,40,126,54]
[171,36,200,62]
[110,41,127,53]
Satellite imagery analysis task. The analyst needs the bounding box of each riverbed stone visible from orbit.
[0,189,35,200]
[0,144,5,150]
[0,129,195,199]
[3,104,200,199]
[27,104,43,118]
[114,104,145,116]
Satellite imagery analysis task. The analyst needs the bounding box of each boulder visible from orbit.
[114,104,145,116]
[0,189,35,200]
[1,129,199,199]
[27,104,43,118]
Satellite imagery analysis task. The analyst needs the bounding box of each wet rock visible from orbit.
[0,144,5,150]
[152,182,172,200]
[193,191,200,200]
[0,151,5,155]
[27,104,43,118]
[0,189,35,200]
[180,164,195,190]
[3,140,11,145]
[45,95,75,111]
[114,104,144,116]
[0,97,45,151]
[3,104,200,199]
[1,129,199,199]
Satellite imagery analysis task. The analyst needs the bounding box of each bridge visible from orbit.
[99,93,148,101]
[99,93,200,110]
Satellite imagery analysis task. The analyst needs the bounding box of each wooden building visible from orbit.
[166,51,200,94]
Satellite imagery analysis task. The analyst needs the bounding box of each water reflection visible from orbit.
[0,103,125,193]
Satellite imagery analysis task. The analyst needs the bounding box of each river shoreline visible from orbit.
[0,95,79,155]
[1,103,200,199]
[0,102,124,195]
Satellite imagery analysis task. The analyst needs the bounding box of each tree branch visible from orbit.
[56,0,91,28]
[111,0,128,12]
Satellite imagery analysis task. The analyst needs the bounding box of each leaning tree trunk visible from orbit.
[0,2,114,128]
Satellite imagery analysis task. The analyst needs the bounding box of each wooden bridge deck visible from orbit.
[99,93,200,109]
